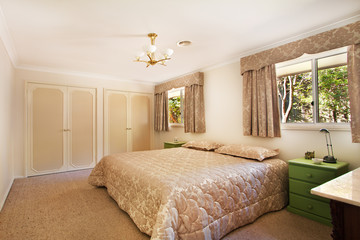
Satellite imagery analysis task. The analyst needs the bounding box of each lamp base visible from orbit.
[323,156,337,163]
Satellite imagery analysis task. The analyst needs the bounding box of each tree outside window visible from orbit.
[168,88,184,124]
[276,51,350,124]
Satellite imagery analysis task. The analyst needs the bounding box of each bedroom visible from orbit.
[1,0,360,239]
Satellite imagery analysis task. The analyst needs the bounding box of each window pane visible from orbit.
[317,53,350,123]
[168,88,184,124]
[277,61,313,123]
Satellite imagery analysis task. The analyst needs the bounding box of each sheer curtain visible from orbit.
[348,44,360,143]
[184,84,206,133]
[243,64,281,137]
[154,91,169,131]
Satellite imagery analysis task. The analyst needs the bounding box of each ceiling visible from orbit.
[0,0,359,83]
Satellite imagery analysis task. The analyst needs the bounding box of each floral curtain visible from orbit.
[240,20,360,139]
[154,72,205,133]
[348,44,360,143]
[184,84,206,133]
[154,91,169,132]
[243,64,281,137]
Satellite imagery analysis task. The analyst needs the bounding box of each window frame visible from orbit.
[275,47,350,131]
[168,87,185,127]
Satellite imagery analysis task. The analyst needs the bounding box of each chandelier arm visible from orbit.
[152,57,171,64]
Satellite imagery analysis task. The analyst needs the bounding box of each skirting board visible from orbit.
[0,178,14,211]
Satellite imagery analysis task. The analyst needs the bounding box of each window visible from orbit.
[168,87,185,125]
[276,47,350,125]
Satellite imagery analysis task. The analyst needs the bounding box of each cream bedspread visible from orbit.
[88,147,288,240]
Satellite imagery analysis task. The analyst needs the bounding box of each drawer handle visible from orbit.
[306,173,312,178]
[307,205,313,209]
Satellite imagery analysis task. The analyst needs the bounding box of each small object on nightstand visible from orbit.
[164,141,186,149]
[312,158,323,164]
[305,151,315,159]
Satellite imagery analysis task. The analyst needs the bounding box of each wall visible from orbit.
[14,68,154,177]
[154,62,360,170]
[0,37,15,210]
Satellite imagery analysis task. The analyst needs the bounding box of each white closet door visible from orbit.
[131,94,151,151]
[104,90,128,155]
[27,84,67,175]
[68,87,96,169]
[104,90,153,154]
[27,83,97,176]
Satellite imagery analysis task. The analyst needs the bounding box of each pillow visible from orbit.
[182,140,224,151]
[215,144,279,161]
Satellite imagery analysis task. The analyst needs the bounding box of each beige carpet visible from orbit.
[0,169,332,240]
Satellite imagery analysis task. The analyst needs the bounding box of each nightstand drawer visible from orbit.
[289,193,331,219]
[289,179,329,202]
[289,165,335,184]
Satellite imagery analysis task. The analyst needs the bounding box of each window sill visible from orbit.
[281,123,351,131]
[169,123,184,128]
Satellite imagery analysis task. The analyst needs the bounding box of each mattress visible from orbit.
[88,147,288,239]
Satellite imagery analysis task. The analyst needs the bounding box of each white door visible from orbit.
[27,83,96,176]
[103,90,152,155]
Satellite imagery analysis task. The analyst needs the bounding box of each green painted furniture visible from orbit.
[287,158,348,226]
[164,141,186,149]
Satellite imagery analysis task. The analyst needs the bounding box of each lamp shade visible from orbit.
[165,48,174,57]
[143,44,157,53]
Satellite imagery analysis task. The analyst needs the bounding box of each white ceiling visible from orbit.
[0,0,359,83]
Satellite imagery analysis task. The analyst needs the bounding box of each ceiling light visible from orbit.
[134,33,173,67]
[177,40,192,47]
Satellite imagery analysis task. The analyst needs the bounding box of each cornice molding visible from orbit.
[16,64,156,86]
[0,6,18,66]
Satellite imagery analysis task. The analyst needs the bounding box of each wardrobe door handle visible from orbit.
[306,173,312,178]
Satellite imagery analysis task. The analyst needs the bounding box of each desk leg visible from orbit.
[330,200,360,240]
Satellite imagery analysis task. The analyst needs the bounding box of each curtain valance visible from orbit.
[240,21,360,75]
[155,72,204,94]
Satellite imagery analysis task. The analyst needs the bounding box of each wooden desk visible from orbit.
[311,167,360,240]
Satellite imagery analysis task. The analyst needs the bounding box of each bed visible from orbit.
[88,142,288,240]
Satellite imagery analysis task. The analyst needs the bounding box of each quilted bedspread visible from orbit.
[88,147,288,240]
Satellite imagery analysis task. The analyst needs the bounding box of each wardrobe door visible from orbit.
[104,90,128,155]
[68,87,96,169]
[131,94,151,151]
[28,84,67,175]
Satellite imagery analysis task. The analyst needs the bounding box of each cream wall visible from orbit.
[154,62,360,170]
[0,37,15,210]
[14,68,154,177]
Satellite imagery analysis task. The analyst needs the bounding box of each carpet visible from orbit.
[0,169,332,240]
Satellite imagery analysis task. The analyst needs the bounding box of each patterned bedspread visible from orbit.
[88,147,288,240]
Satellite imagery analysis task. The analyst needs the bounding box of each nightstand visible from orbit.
[164,141,186,149]
[287,158,348,226]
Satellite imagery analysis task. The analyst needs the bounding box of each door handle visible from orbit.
[126,128,132,130]
[63,129,71,132]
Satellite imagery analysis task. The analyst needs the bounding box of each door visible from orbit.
[27,83,96,176]
[68,87,96,169]
[28,84,67,175]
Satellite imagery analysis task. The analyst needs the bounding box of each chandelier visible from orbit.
[134,33,174,67]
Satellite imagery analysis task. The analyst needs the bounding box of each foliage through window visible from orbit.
[168,87,184,124]
[276,49,350,124]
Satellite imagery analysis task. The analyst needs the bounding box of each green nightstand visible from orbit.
[164,141,186,149]
[287,158,348,226]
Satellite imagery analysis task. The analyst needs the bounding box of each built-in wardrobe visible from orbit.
[103,89,152,155]
[27,83,97,176]
[26,83,153,176]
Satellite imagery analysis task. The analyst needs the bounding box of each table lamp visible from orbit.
[320,128,337,163]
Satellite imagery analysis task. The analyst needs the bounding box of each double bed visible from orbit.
[88,142,288,239]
